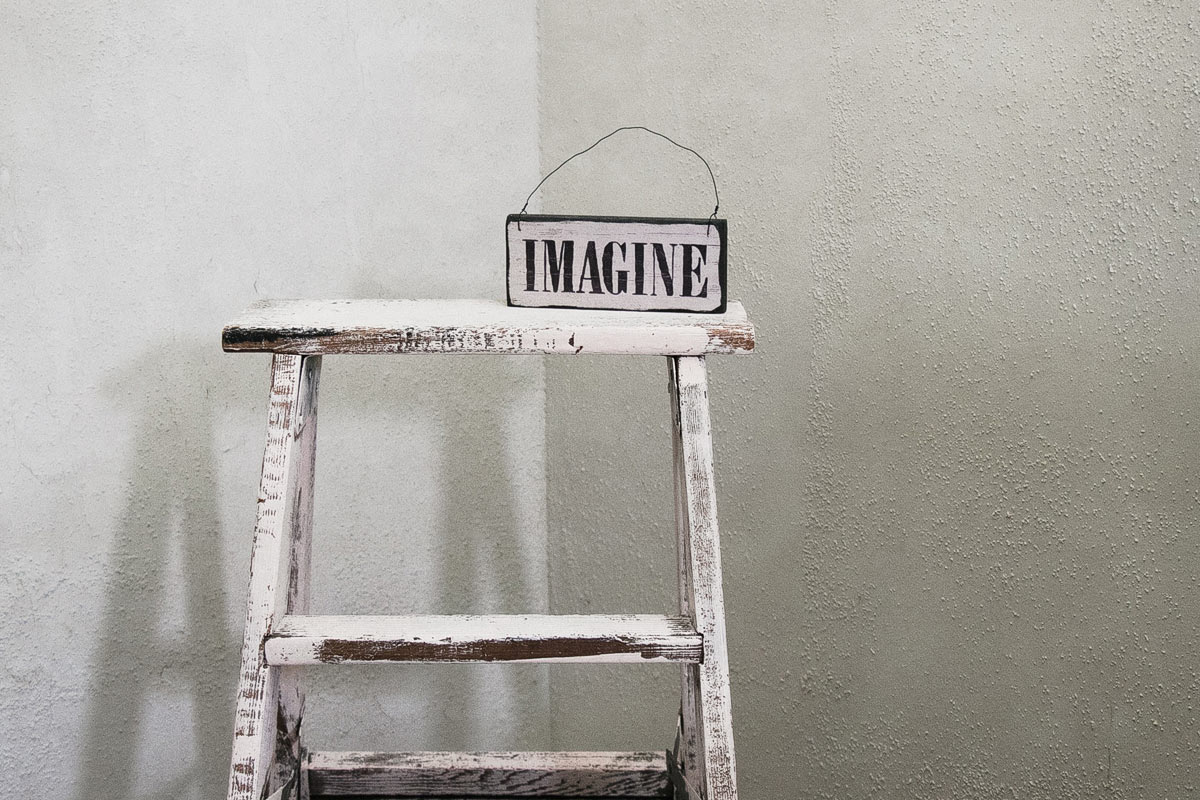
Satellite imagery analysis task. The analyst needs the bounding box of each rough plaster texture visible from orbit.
[3,3,1198,799]
[539,1,1199,798]
[0,4,541,798]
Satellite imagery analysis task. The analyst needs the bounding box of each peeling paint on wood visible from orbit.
[668,753,704,800]
[222,299,754,356]
[306,750,672,797]
[670,361,704,798]
[228,355,320,800]
[226,311,749,799]
[264,614,702,665]
[671,356,739,800]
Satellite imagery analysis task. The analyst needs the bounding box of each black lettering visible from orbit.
[580,240,604,294]
[651,243,675,296]
[543,240,575,293]
[524,239,537,292]
[633,242,646,295]
[682,243,708,298]
[602,242,628,294]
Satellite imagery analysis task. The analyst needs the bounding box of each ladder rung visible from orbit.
[306,750,672,797]
[264,614,702,665]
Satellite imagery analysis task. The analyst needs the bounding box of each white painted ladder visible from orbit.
[221,299,755,800]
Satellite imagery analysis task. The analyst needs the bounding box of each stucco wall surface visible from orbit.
[539,1,1199,798]
[3,3,1199,799]
[0,4,541,798]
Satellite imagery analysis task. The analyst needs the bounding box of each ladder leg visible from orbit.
[229,354,321,800]
[669,356,738,800]
[276,354,320,800]
[669,359,704,799]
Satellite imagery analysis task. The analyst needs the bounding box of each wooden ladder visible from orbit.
[221,299,755,800]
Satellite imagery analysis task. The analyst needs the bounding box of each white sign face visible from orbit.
[507,215,727,313]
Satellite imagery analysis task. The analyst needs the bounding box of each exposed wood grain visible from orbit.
[306,751,671,797]
[274,356,320,799]
[221,299,754,356]
[668,360,704,799]
[226,311,748,800]
[228,354,319,800]
[264,614,701,665]
[667,754,703,800]
[674,356,739,800]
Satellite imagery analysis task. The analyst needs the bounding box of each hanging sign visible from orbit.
[506,215,726,313]
[506,127,728,314]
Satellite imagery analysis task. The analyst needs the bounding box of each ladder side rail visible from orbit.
[669,358,704,799]
[228,354,320,800]
[278,355,320,800]
[673,356,739,799]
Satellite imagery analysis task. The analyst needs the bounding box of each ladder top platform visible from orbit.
[222,299,754,356]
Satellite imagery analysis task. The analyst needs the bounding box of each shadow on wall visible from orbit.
[303,352,548,752]
[72,305,547,795]
[298,266,549,752]
[73,345,237,800]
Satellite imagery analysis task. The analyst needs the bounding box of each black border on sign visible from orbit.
[505,214,728,314]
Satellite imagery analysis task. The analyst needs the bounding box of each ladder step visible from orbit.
[264,614,702,665]
[307,750,672,798]
[222,298,754,356]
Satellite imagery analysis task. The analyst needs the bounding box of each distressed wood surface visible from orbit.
[673,356,739,799]
[668,360,704,799]
[228,354,320,800]
[667,755,703,800]
[225,316,747,799]
[264,614,701,665]
[275,355,320,800]
[306,751,671,797]
[222,299,753,355]
[506,215,727,313]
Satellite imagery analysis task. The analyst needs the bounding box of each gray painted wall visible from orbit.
[2,2,1197,799]
[540,2,1199,798]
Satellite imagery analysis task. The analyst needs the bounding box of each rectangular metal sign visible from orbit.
[506,214,727,313]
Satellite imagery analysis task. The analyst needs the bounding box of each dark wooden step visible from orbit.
[264,614,703,665]
[306,750,672,798]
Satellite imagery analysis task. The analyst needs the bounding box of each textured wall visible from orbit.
[4,3,1198,799]
[0,4,541,798]
[539,1,1199,798]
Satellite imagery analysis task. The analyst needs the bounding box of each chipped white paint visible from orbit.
[227,354,320,800]
[273,355,318,799]
[671,356,738,800]
[670,360,705,797]
[265,613,702,665]
[306,750,672,797]
[222,299,753,356]
[225,305,748,798]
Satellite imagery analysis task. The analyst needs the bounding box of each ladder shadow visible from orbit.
[306,352,550,752]
[72,343,247,800]
[300,265,550,752]
[71,306,551,799]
